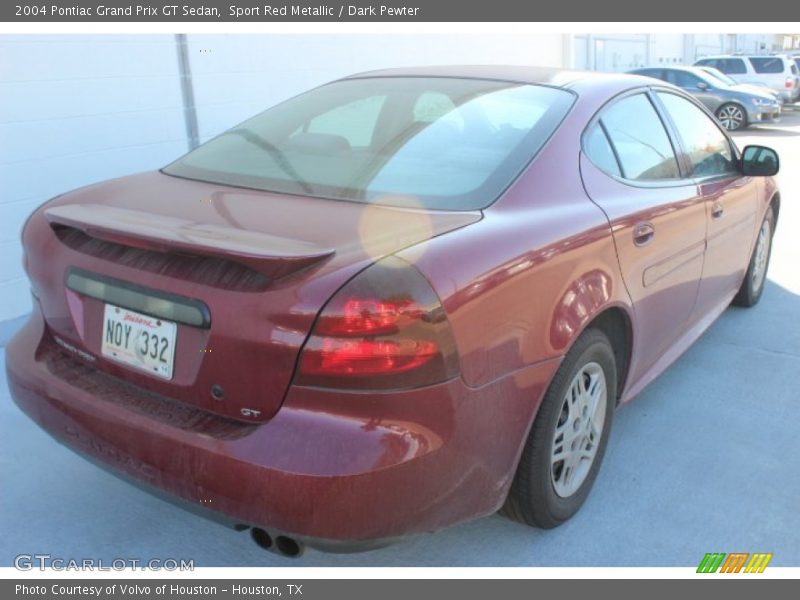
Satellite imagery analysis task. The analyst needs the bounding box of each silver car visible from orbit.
[697,66,781,101]
[629,66,781,131]
[694,55,800,104]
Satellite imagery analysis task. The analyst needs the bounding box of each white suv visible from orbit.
[694,55,800,104]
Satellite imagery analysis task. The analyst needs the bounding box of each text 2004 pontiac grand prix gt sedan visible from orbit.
[6,66,780,556]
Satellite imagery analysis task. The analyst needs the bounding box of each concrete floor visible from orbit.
[2,111,799,568]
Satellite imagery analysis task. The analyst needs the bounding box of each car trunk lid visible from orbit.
[25,171,480,422]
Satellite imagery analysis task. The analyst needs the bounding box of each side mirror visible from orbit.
[696,81,709,90]
[742,145,779,176]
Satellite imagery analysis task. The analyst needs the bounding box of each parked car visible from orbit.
[789,53,800,75]
[694,54,800,104]
[697,65,781,100]
[6,66,780,556]
[629,65,781,130]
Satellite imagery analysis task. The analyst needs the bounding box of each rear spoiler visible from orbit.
[45,203,335,279]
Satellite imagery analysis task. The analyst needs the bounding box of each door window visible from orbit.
[598,94,681,181]
[657,92,738,178]
[664,70,705,89]
[719,58,748,75]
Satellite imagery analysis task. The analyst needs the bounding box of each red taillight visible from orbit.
[315,297,416,337]
[295,257,459,390]
[785,77,794,89]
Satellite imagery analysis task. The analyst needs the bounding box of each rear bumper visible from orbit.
[6,307,558,549]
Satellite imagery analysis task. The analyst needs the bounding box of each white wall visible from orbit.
[0,33,565,323]
[572,33,783,71]
[733,34,781,54]
[650,34,685,66]
[0,34,187,321]
[690,33,781,61]
[572,34,652,71]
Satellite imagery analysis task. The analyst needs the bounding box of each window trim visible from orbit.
[580,87,692,189]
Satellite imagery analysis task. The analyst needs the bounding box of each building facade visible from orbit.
[571,33,783,72]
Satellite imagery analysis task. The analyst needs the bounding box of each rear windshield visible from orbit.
[163,77,574,210]
[749,57,785,74]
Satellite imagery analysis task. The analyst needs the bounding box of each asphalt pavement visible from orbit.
[1,110,799,568]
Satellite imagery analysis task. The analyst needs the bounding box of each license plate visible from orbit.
[101,304,177,380]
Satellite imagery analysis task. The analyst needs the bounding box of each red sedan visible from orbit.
[6,66,780,557]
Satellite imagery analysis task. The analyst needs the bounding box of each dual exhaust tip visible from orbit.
[250,527,305,558]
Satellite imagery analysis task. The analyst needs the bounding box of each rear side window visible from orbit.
[749,57,785,74]
[598,94,681,181]
[657,92,738,179]
[584,124,621,177]
[792,62,799,75]
[664,70,703,88]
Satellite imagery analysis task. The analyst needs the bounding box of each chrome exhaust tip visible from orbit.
[250,527,305,558]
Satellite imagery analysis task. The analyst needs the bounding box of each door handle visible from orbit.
[711,202,724,219]
[633,222,655,246]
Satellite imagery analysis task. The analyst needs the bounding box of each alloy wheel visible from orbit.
[751,218,772,293]
[717,105,745,130]
[550,362,607,498]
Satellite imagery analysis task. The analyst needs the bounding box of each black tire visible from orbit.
[733,206,775,307]
[715,103,748,131]
[502,328,617,529]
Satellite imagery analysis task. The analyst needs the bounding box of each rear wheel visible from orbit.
[502,329,616,529]
[715,103,747,131]
[733,206,775,307]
